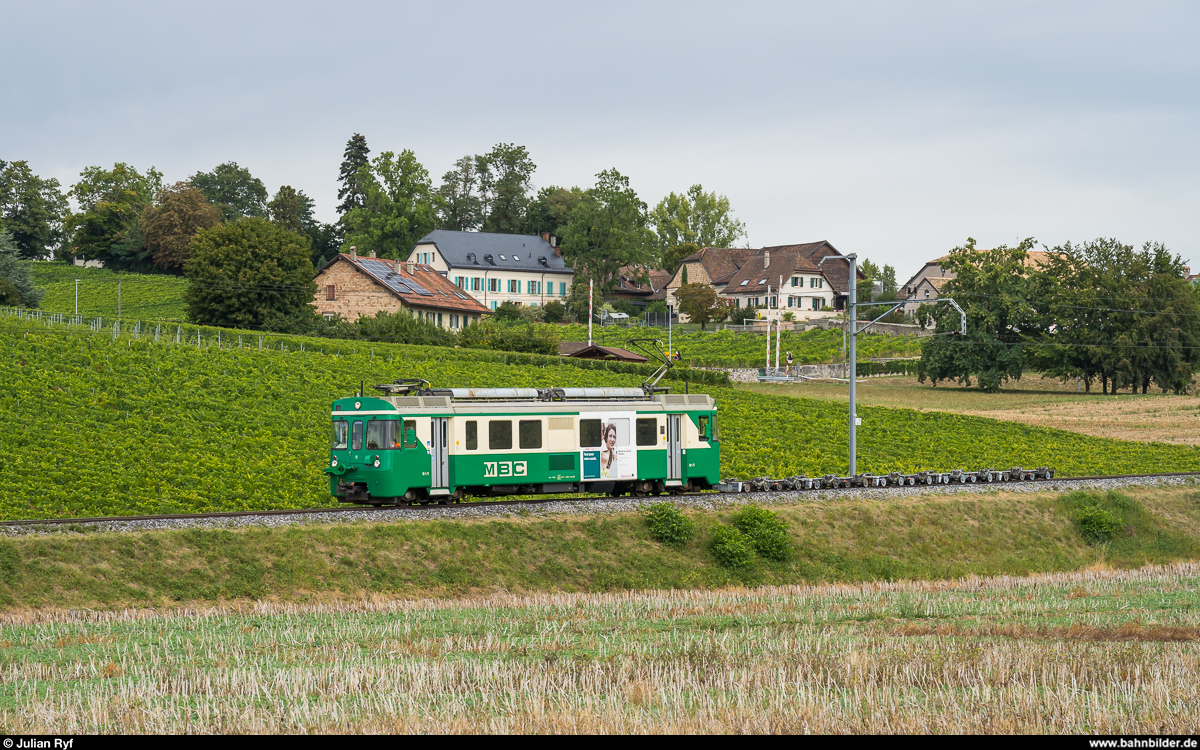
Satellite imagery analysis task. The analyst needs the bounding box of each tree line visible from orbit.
[1,136,750,297]
[919,238,1199,394]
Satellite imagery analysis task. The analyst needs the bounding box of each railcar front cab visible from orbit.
[326,396,428,505]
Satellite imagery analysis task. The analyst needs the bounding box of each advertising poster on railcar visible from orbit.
[580,412,637,481]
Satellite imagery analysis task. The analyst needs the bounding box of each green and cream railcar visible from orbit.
[325,387,720,504]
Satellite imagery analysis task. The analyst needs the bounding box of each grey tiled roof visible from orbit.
[415,230,574,275]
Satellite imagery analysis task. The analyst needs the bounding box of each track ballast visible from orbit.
[4,471,1200,530]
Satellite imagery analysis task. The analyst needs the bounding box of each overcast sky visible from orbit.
[3,0,1197,276]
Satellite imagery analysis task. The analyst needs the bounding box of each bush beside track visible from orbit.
[4,314,1200,521]
[0,487,1197,610]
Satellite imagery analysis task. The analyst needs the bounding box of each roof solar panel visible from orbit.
[359,259,433,296]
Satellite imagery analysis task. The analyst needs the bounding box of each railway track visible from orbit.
[4,471,1200,529]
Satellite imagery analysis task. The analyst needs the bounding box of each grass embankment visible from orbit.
[25,262,189,321]
[744,375,1200,446]
[5,313,1200,520]
[556,323,921,367]
[2,559,1198,732]
[2,487,1197,610]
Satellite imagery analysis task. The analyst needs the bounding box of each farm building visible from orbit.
[312,249,490,329]
[557,341,650,363]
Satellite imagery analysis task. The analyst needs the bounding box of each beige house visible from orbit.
[313,250,490,329]
[719,247,836,317]
[406,230,575,310]
[659,242,852,322]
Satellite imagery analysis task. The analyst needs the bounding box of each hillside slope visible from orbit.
[25,262,188,321]
[3,315,1200,520]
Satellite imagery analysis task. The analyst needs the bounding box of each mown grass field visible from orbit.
[5,312,1200,520]
[2,558,1196,733]
[25,262,189,321]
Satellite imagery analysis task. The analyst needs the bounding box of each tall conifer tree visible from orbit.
[336,134,371,217]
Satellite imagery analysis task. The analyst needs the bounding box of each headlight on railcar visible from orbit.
[373,458,381,468]
[331,458,338,467]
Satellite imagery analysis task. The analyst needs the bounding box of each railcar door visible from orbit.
[666,414,682,483]
[431,417,449,492]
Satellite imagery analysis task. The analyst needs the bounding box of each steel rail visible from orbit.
[4,471,1200,528]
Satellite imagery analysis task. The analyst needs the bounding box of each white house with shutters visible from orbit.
[406,230,575,310]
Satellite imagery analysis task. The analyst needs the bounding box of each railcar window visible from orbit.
[403,420,417,449]
[636,418,657,446]
[489,420,512,450]
[698,415,709,441]
[465,421,478,451]
[331,421,348,450]
[352,421,363,451]
[519,420,542,449]
[366,420,396,450]
[579,419,601,447]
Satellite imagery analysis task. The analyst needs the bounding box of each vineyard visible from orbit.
[26,262,189,321]
[556,323,922,367]
[3,313,1200,520]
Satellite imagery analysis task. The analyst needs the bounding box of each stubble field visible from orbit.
[743,375,1200,446]
[1,563,1196,733]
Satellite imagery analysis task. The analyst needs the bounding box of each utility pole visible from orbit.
[588,278,593,346]
[822,250,967,477]
[765,285,771,370]
[776,274,782,372]
[74,279,80,315]
[668,303,673,359]
[820,254,859,475]
[117,280,122,320]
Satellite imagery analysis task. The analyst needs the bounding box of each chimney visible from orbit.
[764,250,770,268]
[541,232,550,243]
[350,245,357,262]
[369,249,376,259]
[550,235,557,247]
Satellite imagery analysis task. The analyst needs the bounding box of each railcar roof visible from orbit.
[330,393,716,416]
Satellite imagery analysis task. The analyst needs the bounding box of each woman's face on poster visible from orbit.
[605,425,617,450]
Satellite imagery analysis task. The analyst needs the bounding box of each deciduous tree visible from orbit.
[524,185,583,238]
[674,282,730,330]
[435,156,484,231]
[651,185,746,265]
[191,162,267,222]
[183,218,315,329]
[479,143,535,234]
[341,150,437,259]
[0,160,69,260]
[560,169,655,294]
[268,185,340,267]
[64,163,163,271]
[918,238,1040,392]
[141,182,222,273]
